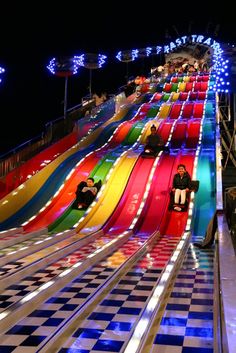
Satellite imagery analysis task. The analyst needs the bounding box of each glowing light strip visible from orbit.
[123,231,190,353]
[47,57,80,75]
[74,54,107,69]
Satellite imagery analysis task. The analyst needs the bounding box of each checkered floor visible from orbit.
[59,235,178,353]
[0,234,178,352]
[149,238,214,353]
[0,229,215,353]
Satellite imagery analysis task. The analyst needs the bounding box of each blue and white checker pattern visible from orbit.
[57,236,178,352]
[0,233,154,351]
[149,243,214,353]
[0,235,215,353]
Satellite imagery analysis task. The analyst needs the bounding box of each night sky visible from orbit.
[0,3,235,155]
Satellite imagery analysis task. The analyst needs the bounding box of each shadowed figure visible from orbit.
[73,177,102,209]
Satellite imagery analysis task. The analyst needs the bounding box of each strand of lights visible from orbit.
[146,47,152,56]
[138,47,153,58]
[131,49,139,61]
[116,51,122,61]
[0,66,5,83]
[98,54,107,68]
[207,41,229,93]
[74,54,84,67]
[116,49,139,62]
[74,53,107,69]
[46,56,80,76]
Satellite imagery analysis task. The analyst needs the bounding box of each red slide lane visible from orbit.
[171,121,188,148]
[151,93,163,102]
[1,132,77,200]
[133,151,195,238]
[182,102,194,119]
[157,120,174,144]
[179,92,188,101]
[193,102,204,118]
[133,153,176,236]
[159,152,195,236]
[103,157,156,235]
[169,103,183,119]
[185,119,201,148]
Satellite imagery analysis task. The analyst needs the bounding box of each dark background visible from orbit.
[0,2,235,155]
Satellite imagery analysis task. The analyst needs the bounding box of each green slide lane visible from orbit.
[123,121,145,145]
[48,153,118,233]
[162,93,171,101]
[146,105,160,118]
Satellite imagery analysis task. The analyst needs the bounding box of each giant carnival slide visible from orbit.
[0,76,210,262]
[0,76,208,269]
[0,70,217,352]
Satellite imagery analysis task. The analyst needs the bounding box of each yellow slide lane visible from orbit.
[178,82,186,92]
[139,120,161,145]
[183,76,190,82]
[158,103,172,118]
[171,92,180,101]
[0,105,131,222]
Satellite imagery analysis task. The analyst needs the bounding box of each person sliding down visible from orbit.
[172,164,191,211]
[144,124,164,155]
[73,177,101,210]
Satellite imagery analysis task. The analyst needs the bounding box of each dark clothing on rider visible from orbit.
[73,180,102,209]
[172,172,191,190]
[145,133,164,154]
[146,133,164,148]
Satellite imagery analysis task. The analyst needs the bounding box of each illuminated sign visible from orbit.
[164,35,221,54]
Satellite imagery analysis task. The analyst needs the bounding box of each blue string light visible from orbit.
[0,66,5,83]
[116,49,139,62]
[74,53,107,69]
[46,56,80,76]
